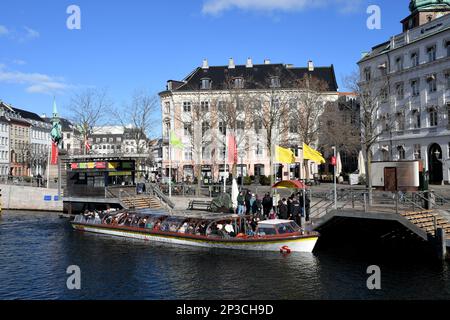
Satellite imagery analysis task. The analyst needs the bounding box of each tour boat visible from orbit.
[71,209,319,253]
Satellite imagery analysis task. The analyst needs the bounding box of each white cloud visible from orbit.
[12,59,26,65]
[23,26,40,40]
[202,0,363,15]
[0,25,9,36]
[0,67,72,95]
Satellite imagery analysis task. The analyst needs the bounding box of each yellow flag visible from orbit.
[170,131,184,150]
[275,146,296,164]
[303,143,326,164]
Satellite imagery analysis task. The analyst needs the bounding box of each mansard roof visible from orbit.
[164,63,338,93]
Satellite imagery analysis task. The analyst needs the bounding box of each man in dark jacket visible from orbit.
[290,197,301,227]
[278,198,288,220]
[262,193,272,218]
[245,190,252,214]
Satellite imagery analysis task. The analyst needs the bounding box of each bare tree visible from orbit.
[318,98,361,156]
[110,90,159,176]
[252,75,292,186]
[346,71,392,203]
[67,88,112,155]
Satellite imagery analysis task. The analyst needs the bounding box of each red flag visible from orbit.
[227,135,237,164]
[331,156,336,166]
[51,142,58,165]
[85,139,91,153]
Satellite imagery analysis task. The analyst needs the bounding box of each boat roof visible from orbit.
[258,219,293,226]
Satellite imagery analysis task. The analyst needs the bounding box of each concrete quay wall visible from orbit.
[0,184,63,212]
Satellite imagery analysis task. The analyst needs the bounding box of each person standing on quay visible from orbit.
[262,193,272,218]
[237,192,245,215]
[279,198,288,220]
[245,190,252,214]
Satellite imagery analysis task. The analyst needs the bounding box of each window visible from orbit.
[427,45,436,62]
[395,56,403,71]
[184,123,192,136]
[254,120,262,134]
[411,79,420,96]
[102,138,107,143]
[164,102,170,114]
[446,41,450,57]
[395,82,404,100]
[236,98,244,111]
[397,146,406,160]
[184,148,192,161]
[270,76,281,88]
[255,144,263,156]
[219,122,226,135]
[200,101,209,113]
[233,78,244,89]
[429,108,438,127]
[396,112,405,131]
[183,102,192,113]
[289,120,298,134]
[413,110,421,129]
[201,79,211,90]
[202,146,210,160]
[380,88,388,102]
[414,144,421,160]
[427,75,437,93]
[364,67,371,81]
[411,51,419,67]
[217,101,225,112]
[448,105,450,126]
[202,121,210,136]
[445,72,450,90]
[236,120,245,130]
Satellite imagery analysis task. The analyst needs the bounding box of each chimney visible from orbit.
[246,57,253,68]
[202,58,209,69]
[228,58,235,69]
[308,60,314,72]
[264,59,271,65]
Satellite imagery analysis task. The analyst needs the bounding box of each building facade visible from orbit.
[159,58,339,183]
[358,0,450,184]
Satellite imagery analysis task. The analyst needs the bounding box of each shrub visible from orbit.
[243,176,252,185]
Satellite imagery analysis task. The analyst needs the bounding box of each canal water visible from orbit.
[0,211,449,300]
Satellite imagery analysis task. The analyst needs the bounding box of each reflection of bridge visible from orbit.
[310,190,450,260]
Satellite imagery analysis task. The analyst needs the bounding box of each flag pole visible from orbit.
[169,134,172,199]
[224,133,228,193]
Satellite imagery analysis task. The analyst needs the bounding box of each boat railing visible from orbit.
[73,215,103,225]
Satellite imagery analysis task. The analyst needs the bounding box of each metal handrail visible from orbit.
[147,183,175,210]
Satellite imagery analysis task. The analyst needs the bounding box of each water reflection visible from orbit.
[0,211,449,300]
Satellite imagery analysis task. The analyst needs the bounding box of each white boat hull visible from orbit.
[73,223,318,253]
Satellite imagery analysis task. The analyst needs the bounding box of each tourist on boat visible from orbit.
[179,221,189,233]
[262,193,273,218]
[279,198,288,220]
[237,192,245,215]
[224,223,236,237]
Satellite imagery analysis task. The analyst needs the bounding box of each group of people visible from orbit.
[235,190,311,226]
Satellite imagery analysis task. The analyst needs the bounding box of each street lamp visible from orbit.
[332,146,337,210]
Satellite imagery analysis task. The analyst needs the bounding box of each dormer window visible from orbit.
[446,40,450,57]
[201,78,211,90]
[233,78,244,89]
[270,76,281,88]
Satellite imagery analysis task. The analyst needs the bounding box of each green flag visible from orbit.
[170,131,184,150]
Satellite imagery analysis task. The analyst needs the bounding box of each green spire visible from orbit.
[410,0,450,12]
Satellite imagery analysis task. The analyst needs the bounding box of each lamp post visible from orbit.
[332,146,337,209]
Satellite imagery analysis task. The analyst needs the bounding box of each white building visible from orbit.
[0,116,10,175]
[159,58,339,183]
[358,0,450,184]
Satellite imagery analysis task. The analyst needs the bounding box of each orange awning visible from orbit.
[272,180,308,189]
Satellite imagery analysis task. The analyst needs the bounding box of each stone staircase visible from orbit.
[121,195,163,210]
[401,210,450,239]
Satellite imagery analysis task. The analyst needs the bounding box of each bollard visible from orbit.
[435,228,447,261]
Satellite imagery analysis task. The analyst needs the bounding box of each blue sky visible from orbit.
[0,0,408,136]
